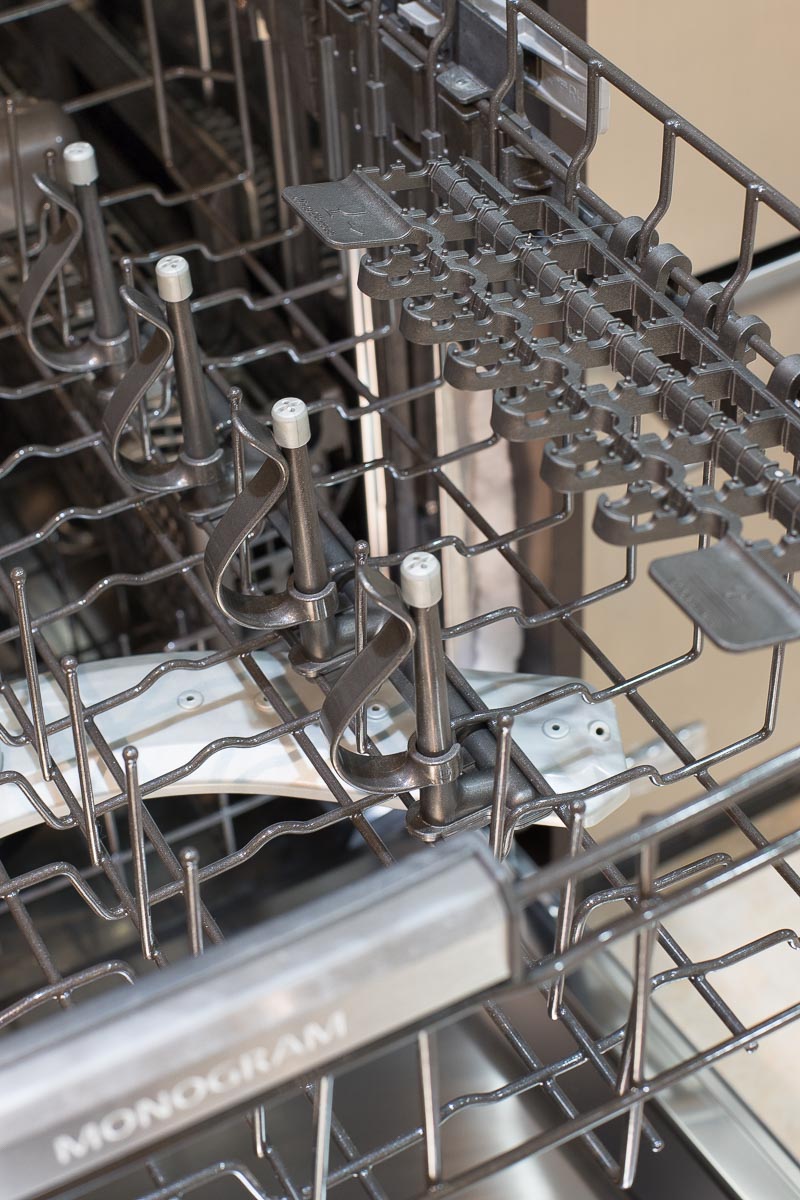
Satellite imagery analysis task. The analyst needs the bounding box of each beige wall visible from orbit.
[586,0,800,272]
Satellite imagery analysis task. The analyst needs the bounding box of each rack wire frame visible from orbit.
[0,1,798,1197]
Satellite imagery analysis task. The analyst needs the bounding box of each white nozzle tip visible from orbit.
[271,397,311,448]
[63,141,98,186]
[400,552,442,608]
[156,255,193,302]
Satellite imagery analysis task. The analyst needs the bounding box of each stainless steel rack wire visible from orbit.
[0,2,799,1199]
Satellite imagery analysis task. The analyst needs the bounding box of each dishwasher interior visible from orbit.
[0,2,800,1199]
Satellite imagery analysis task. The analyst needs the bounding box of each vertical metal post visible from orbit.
[312,1074,334,1200]
[229,387,253,592]
[124,745,156,961]
[353,540,370,753]
[487,0,519,176]
[347,248,388,557]
[180,846,203,958]
[400,552,457,824]
[121,256,153,459]
[547,800,586,1019]
[252,1103,270,1160]
[489,713,514,859]
[254,9,293,282]
[180,839,272,1153]
[423,0,456,135]
[62,656,101,867]
[156,256,217,463]
[11,567,51,781]
[225,0,260,238]
[417,1029,442,1184]
[192,0,214,102]
[272,397,336,662]
[142,0,173,167]
[63,143,126,342]
[616,835,657,1188]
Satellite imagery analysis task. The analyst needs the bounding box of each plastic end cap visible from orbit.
[400,551,442,608]
[271,397,311,448]
[156,255,193,303]
[63,142,98,187]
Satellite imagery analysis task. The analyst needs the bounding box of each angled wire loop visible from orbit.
[102,285,225,497]
[204,403,337,631]
[17,174,127,374]
[320,564,460,794]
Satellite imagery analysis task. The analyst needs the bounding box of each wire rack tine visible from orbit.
[353,539,370,753]
[124,745,156,962]
[11,567,52,781]
[180,846,203,958]
[547,800,587,1019]
[62,655,102,868]
[489,713,514,860]
[417,1029,442,1185]
[312,1074,334,1200]
[616,835,658,1187]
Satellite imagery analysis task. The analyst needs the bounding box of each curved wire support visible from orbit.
[102,286,226,501]
[320,565,461,794]
[204,405,338,632]
[17,175,128,374]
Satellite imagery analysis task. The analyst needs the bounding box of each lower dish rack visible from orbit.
[0,3,799,1200]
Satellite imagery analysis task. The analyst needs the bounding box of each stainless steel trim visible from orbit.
[0,838,514,1200]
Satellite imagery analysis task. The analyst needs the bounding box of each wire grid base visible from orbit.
[0,2,798,1197]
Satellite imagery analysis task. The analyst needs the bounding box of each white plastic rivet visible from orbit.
[589,720,611,741]
[400,551,442,608]
[271,397,311,448]
[177,690,203,711]
[156,255,193,303]
[63,142,98,187]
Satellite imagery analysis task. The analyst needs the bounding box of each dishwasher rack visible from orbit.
[0,2,799,1199]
